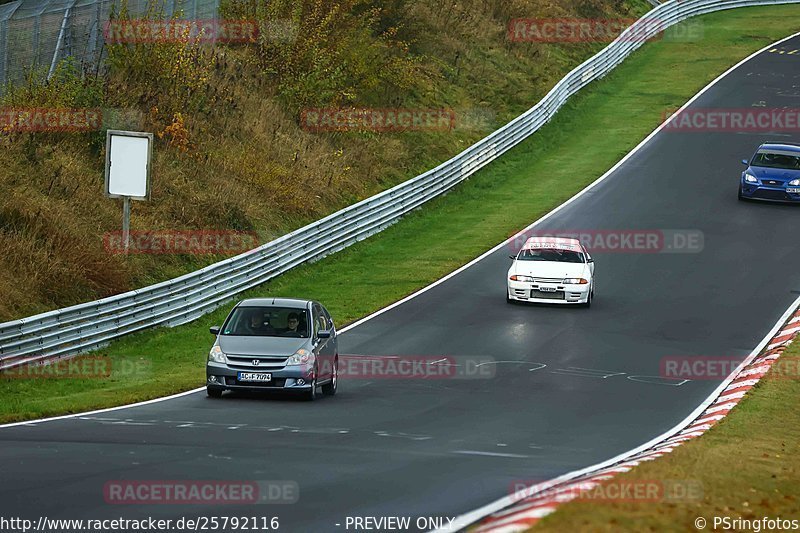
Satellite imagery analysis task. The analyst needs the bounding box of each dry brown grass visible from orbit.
[0,0,650,322]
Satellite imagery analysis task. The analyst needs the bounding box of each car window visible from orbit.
[751,151,800,170]
[322,307,335,331]
[221,306,309,338]
[517,248,585,263]
[312,305,327,335]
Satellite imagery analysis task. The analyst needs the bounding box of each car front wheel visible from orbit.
[304,369,318,401]
[207,386,223,398]
[583,288,593,308]
[322,358,338,396]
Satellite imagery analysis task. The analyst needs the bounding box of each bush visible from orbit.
[221,0,424,108]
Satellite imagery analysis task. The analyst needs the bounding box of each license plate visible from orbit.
[238,372,272,382]
[787,188,800,193]
[538,286,557,292]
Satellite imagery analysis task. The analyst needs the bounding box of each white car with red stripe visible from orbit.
[507,237,595,306]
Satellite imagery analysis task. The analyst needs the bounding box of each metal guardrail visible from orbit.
[1,0,797,370]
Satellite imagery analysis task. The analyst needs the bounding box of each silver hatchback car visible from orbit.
[206,298,338,401]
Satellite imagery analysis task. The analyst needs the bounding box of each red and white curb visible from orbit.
[470,308,800,533]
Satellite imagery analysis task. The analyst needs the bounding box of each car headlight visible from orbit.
[563,278,589,284]
[509,275,535,282]
[744,173,758,183]
[789,179,800,186]
[208,345,227,363]
[286,348,312,366]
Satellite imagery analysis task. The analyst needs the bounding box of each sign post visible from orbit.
[122,196,131,253]
[104,130,153,254]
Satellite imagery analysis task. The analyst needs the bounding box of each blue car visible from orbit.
[739,143,800,203]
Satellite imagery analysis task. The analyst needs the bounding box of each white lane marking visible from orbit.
[626,376,690,386]
[475,361,535,367]
[0,387,205,428]
[454,450,530,459]
[473,360,547,373]
[434,29,800,533]
[208,454,232,460]
[549,367,626,379]
[374,431,432,441]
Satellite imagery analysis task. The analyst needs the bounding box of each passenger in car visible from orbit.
[244,311,276,336]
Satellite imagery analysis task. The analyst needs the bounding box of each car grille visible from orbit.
[531,289,565,300]
[532,277,564,283]
[753,189,792,201]
[226,355,288,370]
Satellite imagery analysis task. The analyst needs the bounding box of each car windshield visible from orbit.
[751,151,800,170]
[517,248,585,263]
[222,306,310,338]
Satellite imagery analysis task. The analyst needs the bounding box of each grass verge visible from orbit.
[531,338,800,532]
[2,5,800,423]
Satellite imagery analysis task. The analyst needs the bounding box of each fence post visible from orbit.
[48,6,72,78]
[0,18,6,87]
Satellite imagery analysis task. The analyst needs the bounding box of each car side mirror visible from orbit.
[317,330,331,339]
[509,254,516,260]
[209,326,220,335]
[587,258,594,263]
[741,159,748,165]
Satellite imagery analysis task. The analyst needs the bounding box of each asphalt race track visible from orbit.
[2,36,800,533]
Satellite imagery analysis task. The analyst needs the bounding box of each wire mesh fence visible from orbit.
[0,0,219,88]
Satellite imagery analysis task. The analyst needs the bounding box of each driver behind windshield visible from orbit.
[281,312,306,336]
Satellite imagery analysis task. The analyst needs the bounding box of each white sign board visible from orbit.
[105,130,152,200]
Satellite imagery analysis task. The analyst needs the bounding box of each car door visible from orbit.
[321,305,337,365]
[312,303,335,380]
[584,247,595,285]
